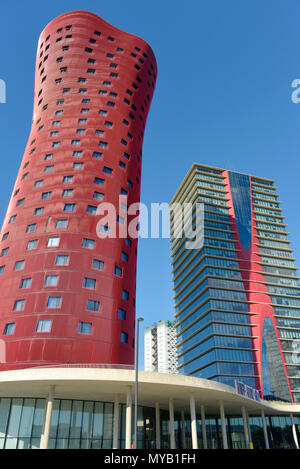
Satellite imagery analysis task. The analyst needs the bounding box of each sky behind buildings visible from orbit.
[0,0,300,367]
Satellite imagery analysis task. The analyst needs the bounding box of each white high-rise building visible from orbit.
[144,321,178,374]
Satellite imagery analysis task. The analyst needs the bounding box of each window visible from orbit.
[55,255,69,265]
[114,266,122,277]
[122,290,129,300]
[34,207,44,216]
[104,121,113,127]
[50,131,58,137]
[118,308,126,320]
[121,252,128,262]
[103,166,112,174]
[13,299,25,311]
[73,163,83,169]
[71,139,80,145]
[78,321,92,334]
[73,150,82,157]
[45,275,58,286]
[3,323,15,335]
[0,266,5,274]
[16,198,25,207]
[41,192,51,199]
[14,260,25,271]
[2,232,9,241]
[64,203,75,211]
[87,300,100,312]
[63,175,73,183]
[93,191,104,200]
[78,78,86,83]
[99,110,107,115]
[76,128,85,134]
[34,180,43,188]
[56,219,68,228]
[47,296,62,308]
[82,238,95,249]
[127,180,133,188]
[121,332,128,343]
[83,277,96,289]
[87,205,97,214]
[27,240,38,250]
[95,129,104,135]
[45,165,54,171]
[47,236,60,247]
[92,259,104,270]
[119,161,125,168]
[99,141,108,148]
[93,151,102,159]
[78,118,87,124]
[87,69,95,74]
[62,189,73,196]
[79,88,87,94]
[26,224,36,233]
[94,177,104,185]
[36,319,51,333]
[81,108,89,114]
[9,215,16,223]
[20,278,32,289]
[1,248,8,257]
[44,153,53,160]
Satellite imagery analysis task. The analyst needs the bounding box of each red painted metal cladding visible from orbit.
[0,11,157,370]
[223,171,293,402]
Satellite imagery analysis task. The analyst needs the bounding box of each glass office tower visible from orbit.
[170,164,300,403]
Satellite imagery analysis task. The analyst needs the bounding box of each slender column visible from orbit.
[290,414,299,450]
[113,394,120,449]
[125,387,133,449]
[155,402,161,449]
[219,401,228,449]
[242,406,250,449]
[40,386,55,449]
[181,410,186,449]
[190,395,198,449]
[246,413,253,449]
[169,398,175,449]
[261,410,270,450]
[201,405,207,449]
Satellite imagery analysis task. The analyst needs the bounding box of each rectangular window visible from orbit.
[1,248,8,257]
[13,299,25,311]
[83,277,96,289]
[16,198,25,207]
[47,237,60,247]
[41,192,51,199]
[45,275,58,286]
[45,165,54,171]
[118,308,126,320]
[36,319,51,333]
[20,278,32,289]
[47,296,62,308]
[93,191,104,200]
[78,321,92,334]
[82,238,95,249]
[0,266,5,274]
[26,224,36,233]
[55,255,69,266]
[63,176,73,183]
[34,180,43,188]
[94,177,104,185]
[73,151,82,156]
[27,240,38,250]
[14,260,25,271]
[93,151,102,159]
[87,205,97,214]
[56,219,68,228]
[87,299,100,312]
[103,166,112,174]
[92,258,104,270]
[2,233,8,241]
[64,203,75,212]
[34,207,44,215]
[73,163,83,169]
[121,252,128,262]
[122,290,129,300]
[121,331,128,343]
[114,266,122,277]
[62,189,73,196]
[3,323,15,335]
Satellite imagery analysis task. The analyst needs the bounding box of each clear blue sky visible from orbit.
[0,0,300,368]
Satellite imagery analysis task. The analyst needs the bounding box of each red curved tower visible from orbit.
[0,11,157,370]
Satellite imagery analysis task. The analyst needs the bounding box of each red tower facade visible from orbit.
[0,11,157,370]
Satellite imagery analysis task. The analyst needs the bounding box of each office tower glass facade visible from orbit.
[170,164,300,403]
